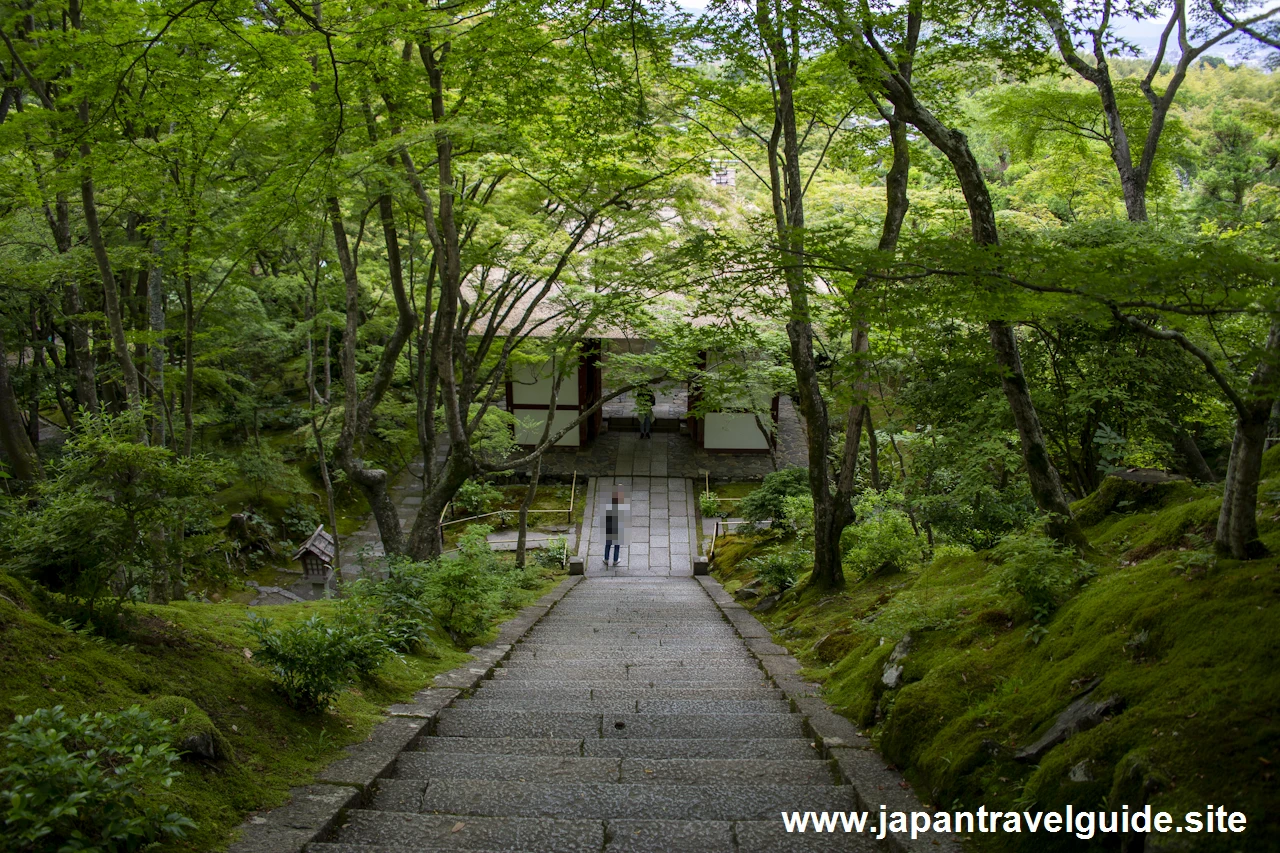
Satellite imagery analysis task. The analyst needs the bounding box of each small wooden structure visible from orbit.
[292,525,336,588]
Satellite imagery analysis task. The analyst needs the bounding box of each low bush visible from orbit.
[0,705,194,853]
[453,479,503,516]
[739,467,809,524]
[841,490,925,580]
[245,613,387,711]
[747,550,805,593]
[699,491,722,519]
[780,494,814,544]
[340,559,438,653]
[534,537,570,570]
[428,528,501,639]
[991,531,1092,625]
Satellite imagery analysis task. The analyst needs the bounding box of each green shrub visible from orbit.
[534,537,570,570]
[699,491,722,519]
[841,490,924,580]
[428,528,501,639]
[280,500,323,543]
[908,433,1037,549]
[0,705,195,852]
[245,613,386,711]
[991,531,1092,624]
[235,443,305,503]
[340,558,438,653]
[453,479,503,516]
[780,494,814,544]
[747,550,805,593]
[5,410,227,623]
[740,468,809,524]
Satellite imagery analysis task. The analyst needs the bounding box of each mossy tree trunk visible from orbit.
[0,325,43,482]
[1216,322,1279,559]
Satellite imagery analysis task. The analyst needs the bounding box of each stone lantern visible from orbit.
[292,525,336,591]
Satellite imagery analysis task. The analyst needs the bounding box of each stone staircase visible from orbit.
[308,578,875,852]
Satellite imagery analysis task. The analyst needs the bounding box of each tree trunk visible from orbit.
[515,457,542,569]
[326,191,413,558]
[1215,322,1279,559]
[304,281,341,568]
[988,320,1081,542]
[410,451,474,560]
[311,413,340,567]
[29,303,41,448]
[148,236,166,446]
[182,270,195,456]
[865,408,881,491]
[80,163,142,413]
[0,325,42,481]
[1172,428,1216,483]
[63,282,98,416]
[757,0,849,589]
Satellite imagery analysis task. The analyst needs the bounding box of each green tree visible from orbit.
[5,411,226,618]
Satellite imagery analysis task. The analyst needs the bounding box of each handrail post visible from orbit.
[568,471,576,524]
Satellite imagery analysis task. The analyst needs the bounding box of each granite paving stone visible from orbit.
[325,811,605,851]
[603,819,734,853]
[395,753,621,783]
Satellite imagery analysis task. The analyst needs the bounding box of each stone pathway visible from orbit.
[579,477,698,577]
[337,461,427,580]
[310,578,875,852]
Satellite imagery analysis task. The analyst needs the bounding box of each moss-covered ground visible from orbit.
[0,563,565,851]
[711,448,1280,851]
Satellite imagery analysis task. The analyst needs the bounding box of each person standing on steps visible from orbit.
[635,384,656,439]
[603,487,627,567]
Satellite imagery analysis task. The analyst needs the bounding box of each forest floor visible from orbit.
[0,562,568,852]
[710,446,1280,852]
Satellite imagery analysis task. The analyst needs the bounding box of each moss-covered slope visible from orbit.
[712,450,1280,851]
[0,566,560,851]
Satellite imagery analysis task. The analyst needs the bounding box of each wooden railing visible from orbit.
[707,518,752,562]
[436,471,579,559]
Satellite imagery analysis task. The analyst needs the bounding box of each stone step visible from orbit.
[435,710,805,740]
[516,640,747,650]
[411,737,822,760]
[435,709,601,739]
[310,818,878,853]
[507,650,754,663]
[601,712,805,739]
[460,696,640,713]
[481,679,774,690]
[517,622,734,630]
[459,697,792,715]
[412,737,584,756]
[470,685,785,701]
[614,757,836,786]
[317,811,602,851]
[393,753,619,783]
[491,665,764,681]
[584,738,820,760]
[392,780,857,821]
[391,753,836,786]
